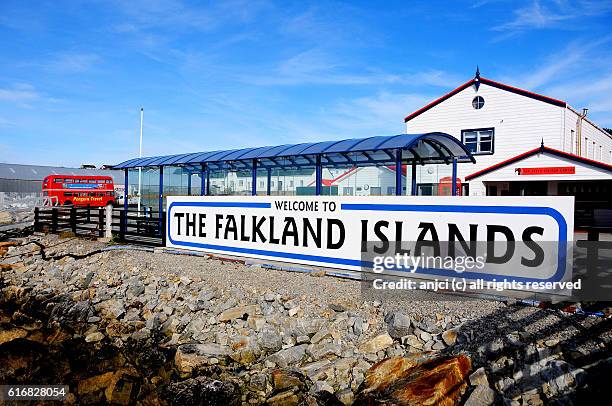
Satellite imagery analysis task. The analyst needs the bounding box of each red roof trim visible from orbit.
[404,79,474,122]
[479,77,566,108]
[404,76,567,123]
[308,166,359,186]
[465,146,612,181]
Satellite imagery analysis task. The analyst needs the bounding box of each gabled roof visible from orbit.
[404,76,567,122]
[465,144,612,181]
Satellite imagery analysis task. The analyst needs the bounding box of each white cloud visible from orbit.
[240,49,460,87]
[44,53,100,73]
[492,0,612,40]
[0,84,41,107]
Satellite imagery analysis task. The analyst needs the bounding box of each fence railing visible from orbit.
[33,206,165,246]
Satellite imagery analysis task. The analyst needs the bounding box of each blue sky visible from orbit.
[1,0,611,167]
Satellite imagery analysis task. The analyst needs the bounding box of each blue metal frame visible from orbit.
[266,168,272,196]
[315,155,322,196]
[395,148,402,196]
[451,157,458,196]
[200,164,206,196]
[251,159,257,196]
[411,161,417,196]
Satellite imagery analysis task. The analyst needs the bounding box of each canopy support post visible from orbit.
[251,159,257,196]
[206,169,211,195]
[267,168,272,196]
[200,164,206,196]
[395,149,402,196]
[159,166,164,235]
[187,170,192,196]
[452,157,458,196]
[411,161,417,196]
[315,155,322,196]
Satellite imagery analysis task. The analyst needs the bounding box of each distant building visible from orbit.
[0,162,124,194]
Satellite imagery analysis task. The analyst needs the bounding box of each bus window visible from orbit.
[65,178,73,183]
[88,179,97,184]
[65,192,73,197]
[54,178,63,183]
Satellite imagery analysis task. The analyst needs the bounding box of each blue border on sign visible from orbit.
[166,200,569,283]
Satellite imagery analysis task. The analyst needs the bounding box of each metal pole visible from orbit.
[266,168,272,196]
[206,169,211,196]
[395,149,402,196]
[200,164,206,196]
[315,155,322,196]
[451,157,458,196]
[187,170,192,196]
[251,159,257,196]
[411,161,417,196]
[137,107,143,214]
[159,166,164,234]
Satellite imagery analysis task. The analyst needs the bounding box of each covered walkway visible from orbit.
[113,132,475,215]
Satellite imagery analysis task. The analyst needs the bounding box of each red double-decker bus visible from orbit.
[42,175,116,207]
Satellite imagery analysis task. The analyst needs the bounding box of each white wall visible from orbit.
[405,82,566,184]
[565,107,612,162]
[470,152,612,183]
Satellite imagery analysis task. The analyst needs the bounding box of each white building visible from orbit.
[404,69,612,226]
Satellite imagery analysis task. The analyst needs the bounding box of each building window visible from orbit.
[472,96,485,110]
[461,128,494,155]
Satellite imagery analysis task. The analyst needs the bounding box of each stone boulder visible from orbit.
[386,312,412,339]
[175,343,230,374]
[163,376,240,405]
[354,354,472,405]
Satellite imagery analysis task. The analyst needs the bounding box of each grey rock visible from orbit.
[258,325,283,352]
[469,367,489,386]
[386,311,412,338]
[267,344,308,368]
[464,385,496,406]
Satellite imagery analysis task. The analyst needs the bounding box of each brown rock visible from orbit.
[175,343,230,374]
[272,369,307,392]
[104,369,140,406]
[354,354,472,406]
[266,389,301,406]
[358,333,393,353]
[0,326,27,345]
[0,262,26,272]
[442,328,458,346]
[218,304,259,322]
[0,241,17,257]
[78,371,115,395]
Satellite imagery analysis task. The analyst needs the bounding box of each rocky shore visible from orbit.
[1,234,610,405]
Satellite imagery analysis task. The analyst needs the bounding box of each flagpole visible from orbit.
[137,107,143,215]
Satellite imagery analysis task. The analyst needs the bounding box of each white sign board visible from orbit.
[166,196,573,284]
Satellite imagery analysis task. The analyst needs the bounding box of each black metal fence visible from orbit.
[33,206,165,246]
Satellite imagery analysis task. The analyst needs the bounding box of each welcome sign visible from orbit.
[166,196,573,284]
